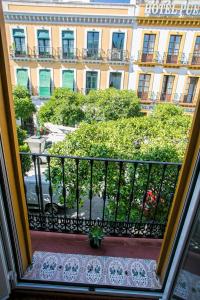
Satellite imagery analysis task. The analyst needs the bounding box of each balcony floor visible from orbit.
[31,230,162,260]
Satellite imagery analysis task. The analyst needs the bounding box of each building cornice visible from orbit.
[4,12,136,26]
[137,16,200,27]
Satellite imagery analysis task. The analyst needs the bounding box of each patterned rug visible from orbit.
[174,270,200,300]
[23,251,161,289]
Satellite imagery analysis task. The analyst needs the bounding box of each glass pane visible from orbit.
[112,32,125,50]
[172,201,200,299]
[86,71,98,92]
[109,72,122,89]
[87,32,99,50]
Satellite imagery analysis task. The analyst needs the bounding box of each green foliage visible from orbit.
[38,88,141,126]
[13,86,36,121]
[17,126,31,174]
[89,226,104,240]
[38,88,85,126]
[48,104,192,224]
[83,88,141,122]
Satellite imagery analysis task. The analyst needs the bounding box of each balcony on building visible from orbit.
[136,50,160,66]
[20,151,181,267]
[82,48,104,62]
[107,49,129,65]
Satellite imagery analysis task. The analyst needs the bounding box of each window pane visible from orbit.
[112,32,125,50]
[109,72,122,89]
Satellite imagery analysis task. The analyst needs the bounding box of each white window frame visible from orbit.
[60,68,77,91]
[107,70,125,90]
[59,27,77,59]
[14,67,31,93]
[37,67,53,96]
[35,26,52,56]
[83,68,101,95]
[10,25,28,53]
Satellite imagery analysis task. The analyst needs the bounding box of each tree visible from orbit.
[13,86,36,123]
[38,88,85,127]
[47,104,192,224]
[17,126,31,174]
[83,88,141,122]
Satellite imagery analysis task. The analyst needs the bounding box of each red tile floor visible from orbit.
[31,230,162,260]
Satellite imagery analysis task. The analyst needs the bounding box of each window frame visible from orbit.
[35,27,52,56]
[10,25,28,55]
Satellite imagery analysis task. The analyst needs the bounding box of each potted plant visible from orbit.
[89,226,104,249]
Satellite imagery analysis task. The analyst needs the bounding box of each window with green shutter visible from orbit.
[39,69,51,97]
[13,29,26,55]
[16,69,28,88]
[62,70,74,90]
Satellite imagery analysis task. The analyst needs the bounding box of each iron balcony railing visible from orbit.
[137,91,186,103]
[20,152,181,238]
[136,50,161,64]
[82,48,105,61]
[107,49,129,62]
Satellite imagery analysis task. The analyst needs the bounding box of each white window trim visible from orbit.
[14,66,31,93]
[37,67,53,96]
[84,28,102,51]
[10,25,28,53]
[107,70,125,90]
[59,27,77,59]
[83,68,101,95]
[60,68,77,91]
[109,29,127,51]
[35,26,52,56]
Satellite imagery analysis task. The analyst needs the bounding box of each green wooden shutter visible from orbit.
[62,70,74,90]
[17,69,28,88]
[39,70,51,97]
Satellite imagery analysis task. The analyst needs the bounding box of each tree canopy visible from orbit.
[13,86,36,121]
[47,104,192,224]
[38,88,85,126]
[83,88,141,122]
[38,88,141,126]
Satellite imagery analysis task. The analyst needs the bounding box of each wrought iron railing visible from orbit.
[136,50,161,63]
[82,48,105,60]
[107,49,129,62]
[20,152,181,238]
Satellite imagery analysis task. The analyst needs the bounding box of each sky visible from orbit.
[93,0,130,3]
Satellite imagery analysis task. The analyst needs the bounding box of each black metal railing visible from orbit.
[137,91,183,103]
[136,50,160,63]
[107,49,129,62]
[82,48,104,60]
[20,152,181,238]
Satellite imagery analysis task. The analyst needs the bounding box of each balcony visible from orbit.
[9,46,32,61]
[135,50,161,65]
[107,49,129,65]
[58,47,79,62]
[82,48,105,63]
[9,46,130,65]
[20,152,181,239]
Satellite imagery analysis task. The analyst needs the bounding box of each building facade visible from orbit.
[3,0,200,113]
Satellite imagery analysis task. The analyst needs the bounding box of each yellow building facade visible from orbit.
[3,0,200,113]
